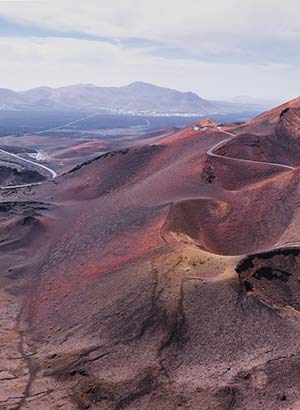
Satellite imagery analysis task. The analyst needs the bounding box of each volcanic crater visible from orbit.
[2,101,300,409]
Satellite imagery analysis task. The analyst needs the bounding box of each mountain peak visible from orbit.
[126,81,159,89]
[0,82,272,116]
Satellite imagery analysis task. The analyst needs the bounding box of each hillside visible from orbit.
[1,100,300,409]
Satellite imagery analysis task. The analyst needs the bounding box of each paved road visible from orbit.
[1,123,294,191]
[207,128,294,170]
[0,148,57,190]
[0,112,99,190]
[206,127,299,255]
[0,149,57,178]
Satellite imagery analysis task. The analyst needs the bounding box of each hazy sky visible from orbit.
[0,0,300,102]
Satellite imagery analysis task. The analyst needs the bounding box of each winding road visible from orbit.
[207,128,294,171]
[0,148,57,190]
[0,149,57,178]
[0,112,100,190]
[0,123,295,191]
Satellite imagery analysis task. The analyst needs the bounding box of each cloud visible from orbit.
[0,36,298,101]
[1,0,300,63]
[0,1,299,99]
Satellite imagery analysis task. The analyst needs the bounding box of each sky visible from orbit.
[0,0,300,102]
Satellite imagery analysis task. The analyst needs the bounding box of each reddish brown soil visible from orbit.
[2,102,300,409]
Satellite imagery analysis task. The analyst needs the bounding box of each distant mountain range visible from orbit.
[0,82,273,116]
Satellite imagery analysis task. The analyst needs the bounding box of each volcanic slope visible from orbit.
[218,97,300,167]
[2,100,300,409]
